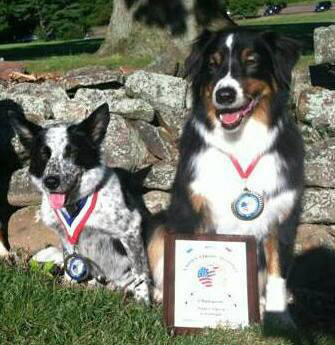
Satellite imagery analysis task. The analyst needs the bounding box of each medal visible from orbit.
[64,253,90,282]
[227,154,265,221]
[51,192,99,282]
[232,189,264,221]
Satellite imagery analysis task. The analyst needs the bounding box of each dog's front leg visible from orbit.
[119,216,151,304]
[263,229,293,325]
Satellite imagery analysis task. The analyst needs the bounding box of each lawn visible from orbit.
[285,1,320,4]
[25,53,150,74]
[239,11,335,58]
[0,9,333,74]
[0,38,151,74]
[0,258,335,345]
[240,11,335,26]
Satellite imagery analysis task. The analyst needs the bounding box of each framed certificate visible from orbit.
[163,233,260,334]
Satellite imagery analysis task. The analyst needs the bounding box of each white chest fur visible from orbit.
[190,119,297,239]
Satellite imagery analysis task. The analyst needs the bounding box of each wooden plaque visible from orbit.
[163,233,260,334]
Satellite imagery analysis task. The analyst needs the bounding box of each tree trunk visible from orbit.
[97,0,137,56]
[173,0,199,52]
[96,0,235,73]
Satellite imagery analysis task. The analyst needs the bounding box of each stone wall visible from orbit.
[314,25,335,64]
[1,64,335,253]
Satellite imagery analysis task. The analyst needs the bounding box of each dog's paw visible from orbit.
[152,287,163,303]
[134,280,150,305]
[31,246,64,265]
[265,276,287,313]
[132,274,150,304]
[263,276,296,328]
[0,242,9,257]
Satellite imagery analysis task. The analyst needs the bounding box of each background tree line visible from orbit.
[0,0,286,44]
[0,0,112,42]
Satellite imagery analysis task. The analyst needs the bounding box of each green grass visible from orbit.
[25,53,150,74]
[0,259,334,345]
[239,11,335,25]
[238,11,334,60]
[0,38,104,60]
[0,38,151,74]
[0,8,332,73]
[283,0,323,4]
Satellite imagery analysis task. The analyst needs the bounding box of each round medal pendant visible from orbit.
[232,190,264,221]
[64,254,90,282]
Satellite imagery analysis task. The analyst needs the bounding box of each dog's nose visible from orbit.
[43,175,60,190]
[215,87,236,105]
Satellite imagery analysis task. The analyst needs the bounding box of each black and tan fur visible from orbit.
[148,28,304,320]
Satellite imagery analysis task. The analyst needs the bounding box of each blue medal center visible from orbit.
[233,191,264,221]
[65,254,89,281]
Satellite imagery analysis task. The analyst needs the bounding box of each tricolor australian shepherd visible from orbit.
[9,101,150,303]
[148,28,304,319]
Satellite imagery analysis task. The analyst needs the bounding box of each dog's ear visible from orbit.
[185,29,214,81]
[5,100,42,151]
[261,32,300,89]
[73,103,110,146]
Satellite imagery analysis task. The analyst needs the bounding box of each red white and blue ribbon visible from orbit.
[227,154,264,221]
[53,192,98,245]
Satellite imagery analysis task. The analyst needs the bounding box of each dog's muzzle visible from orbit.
[43,175,61,190]
[215,87,237,105]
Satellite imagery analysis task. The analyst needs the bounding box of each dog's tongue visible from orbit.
[220,112,242,125]
[220,100,255,127]
[49,193,66,209]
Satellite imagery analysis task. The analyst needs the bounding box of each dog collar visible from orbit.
[53,191,99,245]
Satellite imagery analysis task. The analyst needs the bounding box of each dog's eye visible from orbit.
[209,52,223,72]
[209,59,222,73]
[40,145,51,160]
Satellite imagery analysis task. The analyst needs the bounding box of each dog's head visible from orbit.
[11,103,110,208]
[185,28,300,131]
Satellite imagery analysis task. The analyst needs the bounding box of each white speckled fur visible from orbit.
[17,107,151,304]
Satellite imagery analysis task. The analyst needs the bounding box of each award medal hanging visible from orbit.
[228,154,264,221]
[52,192,98,282]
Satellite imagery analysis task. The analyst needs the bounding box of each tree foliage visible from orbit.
[33,0,85,40]
[0,0,271,43]
[227,0,265,18]
[0,0,37,42]
[0,0,113,43]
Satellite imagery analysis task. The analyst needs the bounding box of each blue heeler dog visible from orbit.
[10,100,150,303]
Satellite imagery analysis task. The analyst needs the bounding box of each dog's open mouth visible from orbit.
[49,193,66,209]
[217,98,257,130]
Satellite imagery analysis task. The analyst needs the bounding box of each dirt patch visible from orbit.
[0,61,26,80]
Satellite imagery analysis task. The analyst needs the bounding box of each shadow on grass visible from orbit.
[0,38,104,61]
[243,22,334,55]
[263,247,335,345]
